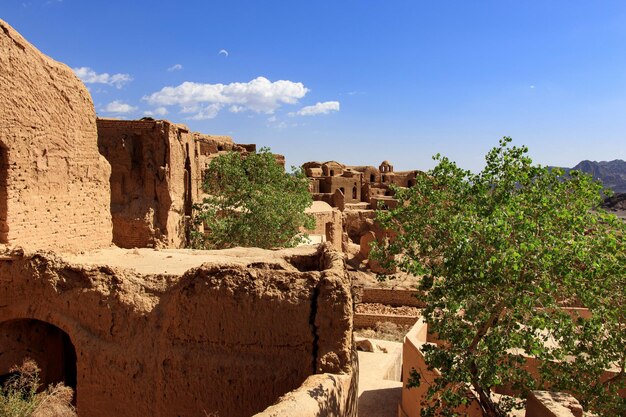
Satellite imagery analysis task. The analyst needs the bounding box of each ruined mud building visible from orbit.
[97,118,282,249]
[303,160,419,271]
[304,160,420,211]
[0,19,357,417]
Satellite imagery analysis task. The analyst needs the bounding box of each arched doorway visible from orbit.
[0,319,77,394]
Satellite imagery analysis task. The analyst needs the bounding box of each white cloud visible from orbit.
[144,107,168,117]
[219,49,229,57]
[103,100,137,114]
[73,67,132,89]
[168,64,183,72]
[143,76,309,119]
[188,104,223,120]
[292,101,340,116]
[153,107,168,116]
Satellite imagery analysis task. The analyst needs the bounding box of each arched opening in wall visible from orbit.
[381,176,386,183]
[0,143,8,243]
[370,174,375,182]
[352,186,357,199]
[339,187,345,195]
[330,170,335,176]
[0,319,77,398]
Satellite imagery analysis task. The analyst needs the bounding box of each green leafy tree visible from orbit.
[191,148,314,249]
[375,138,625,416]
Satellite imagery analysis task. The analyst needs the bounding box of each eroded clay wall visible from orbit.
[0,245,354,417]
[319,177,361,203]
[99,119,285,249]
[97,119,201,248]
[0,19,112,252]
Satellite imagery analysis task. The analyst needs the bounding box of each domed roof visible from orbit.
[380,160,391,165]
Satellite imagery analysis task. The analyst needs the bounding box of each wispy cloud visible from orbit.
[103,100,137,114]
[73,67,132,89]
[143,76,309,120]
[291,101,340,116]
[167,64,183,72]
[188,103,222,120]
[143,107,168,117]
[219,49,229,57]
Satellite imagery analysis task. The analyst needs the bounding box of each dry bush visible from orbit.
[0,359,76,417]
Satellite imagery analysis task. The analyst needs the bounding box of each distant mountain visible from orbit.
[563,159,626,193]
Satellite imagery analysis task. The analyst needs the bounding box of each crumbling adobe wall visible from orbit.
[0,19,112,252]
[99,118,286,249]
[97,119,195,248]
[0,244,355,417]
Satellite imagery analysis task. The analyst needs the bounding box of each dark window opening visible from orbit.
[352,186,357,199]
[370,174,375,182]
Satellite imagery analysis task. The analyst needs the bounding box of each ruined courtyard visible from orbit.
[1,15,623,417]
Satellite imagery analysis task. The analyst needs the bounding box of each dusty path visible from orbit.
[357,338,403,417]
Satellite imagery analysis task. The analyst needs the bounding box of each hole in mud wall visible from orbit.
[352,186,357,199]
[0,144,8,243]
[286,254,321,272]
[330,169,335,176]
[0,319,77,394]
[370,174,375,182]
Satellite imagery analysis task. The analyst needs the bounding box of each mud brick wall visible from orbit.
[359,288,426,308]
[0,19,112,252]
[98,119,197,248]
[0,246,354,417]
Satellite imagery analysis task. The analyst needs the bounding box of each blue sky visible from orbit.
[3,1,626,171]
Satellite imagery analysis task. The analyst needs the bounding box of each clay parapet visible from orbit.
[0,244,356,417]
[0,19,112,252]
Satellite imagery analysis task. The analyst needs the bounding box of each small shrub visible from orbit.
[0,359,76,417]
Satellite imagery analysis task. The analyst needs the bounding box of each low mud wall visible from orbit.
[358,288,426,307]
[255,347,358,417]
[353,313,419,329]
[0,245,355,417]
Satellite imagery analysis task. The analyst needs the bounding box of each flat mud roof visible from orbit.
[62,245,324,276]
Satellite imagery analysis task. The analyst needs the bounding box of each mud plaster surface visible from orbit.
[64,245,319,276]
